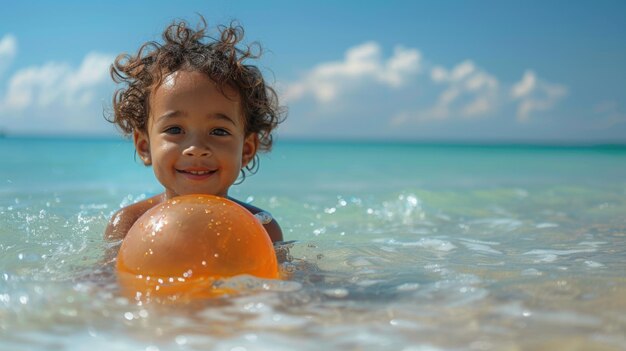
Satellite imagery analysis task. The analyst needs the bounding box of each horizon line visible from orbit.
[2,133,626,148]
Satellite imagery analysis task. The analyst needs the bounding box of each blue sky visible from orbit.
[1,0,625,142]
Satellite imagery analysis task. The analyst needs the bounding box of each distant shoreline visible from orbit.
[1,133,625,149]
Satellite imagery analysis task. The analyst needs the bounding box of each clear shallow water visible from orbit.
[1,137,626,350]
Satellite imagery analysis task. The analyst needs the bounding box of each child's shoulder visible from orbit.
[104,194,165,242]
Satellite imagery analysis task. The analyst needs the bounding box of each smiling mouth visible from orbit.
[176,169,217,178]
[179,170,214,175]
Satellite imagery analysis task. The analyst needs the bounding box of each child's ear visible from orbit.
[133,130,152,166]
[241,133,259,168]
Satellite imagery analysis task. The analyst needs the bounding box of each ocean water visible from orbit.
[1,136,626,350]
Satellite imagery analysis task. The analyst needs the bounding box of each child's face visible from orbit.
[134,70,257,199]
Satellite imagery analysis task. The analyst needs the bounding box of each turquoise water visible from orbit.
[1,137,626,350]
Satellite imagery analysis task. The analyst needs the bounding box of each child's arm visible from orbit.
[101,194,163,265]
[260,216,284,243]
[231,198,284,243]
[104,194,165,241]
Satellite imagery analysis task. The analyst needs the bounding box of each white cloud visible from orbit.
[592,100,626,129]
[511,69,536,99]
[510,70,568,122]
[283,41,421,103]
[425,60,499,120]
[0,51,114,114]
[0,41,115,134]
[0,34,17,77]
[393,64,569,128]
[284,42,572,136]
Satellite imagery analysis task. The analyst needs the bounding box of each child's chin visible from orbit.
[175,189,224,197]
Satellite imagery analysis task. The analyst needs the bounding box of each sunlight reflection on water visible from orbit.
[1,186,625,350]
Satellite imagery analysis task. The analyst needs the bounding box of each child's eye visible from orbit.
[164,126,183,134]
[210,128,231,136]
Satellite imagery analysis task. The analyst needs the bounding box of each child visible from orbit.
[104,18,285,244]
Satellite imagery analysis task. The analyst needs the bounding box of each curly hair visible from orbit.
[108,17,285,175]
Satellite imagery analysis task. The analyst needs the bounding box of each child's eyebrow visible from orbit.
[156,111,237,126]
[212,113,238,126]
[156,110,182,122]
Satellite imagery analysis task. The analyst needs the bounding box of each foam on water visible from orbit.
[3,188,626,350]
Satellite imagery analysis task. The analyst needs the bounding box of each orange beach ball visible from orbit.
[116,194,279,300]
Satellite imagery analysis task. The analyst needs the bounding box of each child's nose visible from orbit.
[183,144,212,157]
